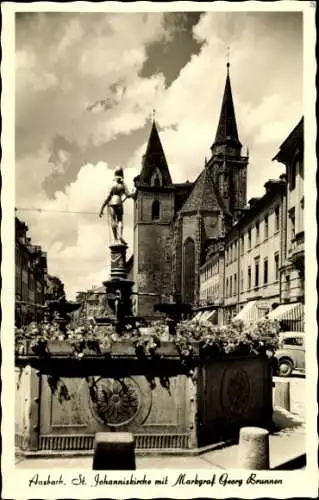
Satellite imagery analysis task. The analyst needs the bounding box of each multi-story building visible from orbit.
[15,217,48,326]
[197,239,224,324]
[198,178,286,324]
[224,178,286,324]
[268,118,304,330]
[198,118,304,331]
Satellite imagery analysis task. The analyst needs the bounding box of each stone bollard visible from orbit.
[92,432,136,470]
[238,427,270,469]
[274,379,290,411]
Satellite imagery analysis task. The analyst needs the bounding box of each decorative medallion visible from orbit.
[221,367,251,415]
[89,377,151,428]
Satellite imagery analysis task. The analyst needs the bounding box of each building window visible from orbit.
[286,275,290,291]
[290,159,297,190]
[240,269,244,292]
[254,257,260,288]
[274,253,279,281]
[226,277,229,297]
[151,168,162,187]
[230,276,232,297]
[151,200,160,220]
[275,206,280,232]
[264,258,268,285]
[248,266,251,290]
[248,229,251,249]
[255,221,260,245]
[240,235,244,255]
[234,273,237,296]
[289,207,296,241]
[264,214,269,239]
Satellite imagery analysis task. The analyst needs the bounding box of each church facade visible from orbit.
[132,64,249,319]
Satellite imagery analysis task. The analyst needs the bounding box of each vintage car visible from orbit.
[274,332,305,377]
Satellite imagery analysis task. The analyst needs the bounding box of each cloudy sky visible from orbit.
[15,10,303,299]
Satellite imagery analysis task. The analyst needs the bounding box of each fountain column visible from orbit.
[103,242,134,330]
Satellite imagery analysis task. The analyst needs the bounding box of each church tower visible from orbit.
[208,62,248,218]
[133,120,175,318]
[173,62,248,307]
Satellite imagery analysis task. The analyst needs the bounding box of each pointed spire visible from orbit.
[139,118,172,186]
[212,61,242,151]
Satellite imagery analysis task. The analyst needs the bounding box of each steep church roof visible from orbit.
[212,64,242,149]
[180,166,228,214]
[138,120,172,186]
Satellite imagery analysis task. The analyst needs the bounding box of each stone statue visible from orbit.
[99,167,133,244]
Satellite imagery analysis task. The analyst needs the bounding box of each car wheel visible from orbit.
[278,358,293,377]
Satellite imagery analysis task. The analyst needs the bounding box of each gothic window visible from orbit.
[224,174,229,198]
[151,200,160,220]
[182,237,195,304]
[219,172,229,198]
[151,168,162,187]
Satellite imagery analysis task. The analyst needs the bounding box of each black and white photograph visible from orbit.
[1,2,317,498]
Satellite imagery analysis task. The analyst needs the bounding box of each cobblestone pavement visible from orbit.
[273,373,306,419]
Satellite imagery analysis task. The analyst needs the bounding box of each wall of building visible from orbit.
[280,139,304,304]
[15,217,48,326]
[200,256,220,305]
[199,242,225,324]
[134,222,173,318]
[223,190,284,322]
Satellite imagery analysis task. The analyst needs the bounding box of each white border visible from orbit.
[1,2,317,499]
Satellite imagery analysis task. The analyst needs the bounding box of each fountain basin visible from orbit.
[15,341,272,455]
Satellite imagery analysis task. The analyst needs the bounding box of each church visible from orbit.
[132,63,249,319]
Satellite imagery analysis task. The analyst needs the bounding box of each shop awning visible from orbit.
[233,300,268,325]
[267,302,304,322]
[205,310,217,323]
[200,310,212,322]
[192,311,203,322]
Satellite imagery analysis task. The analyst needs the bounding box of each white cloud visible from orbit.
[16,13,170,157]
[23,161,138,299]
[15,11,302,299]
[136,11,302,198]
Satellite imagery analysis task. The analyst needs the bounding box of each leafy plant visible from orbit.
[15,317,280,400]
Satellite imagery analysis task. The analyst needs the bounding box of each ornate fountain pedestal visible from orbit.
[102,242,134,330]
[109,243,128,280]
[45,296,81,337]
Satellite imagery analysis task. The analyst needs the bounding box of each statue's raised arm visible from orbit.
[99,166,133,245]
